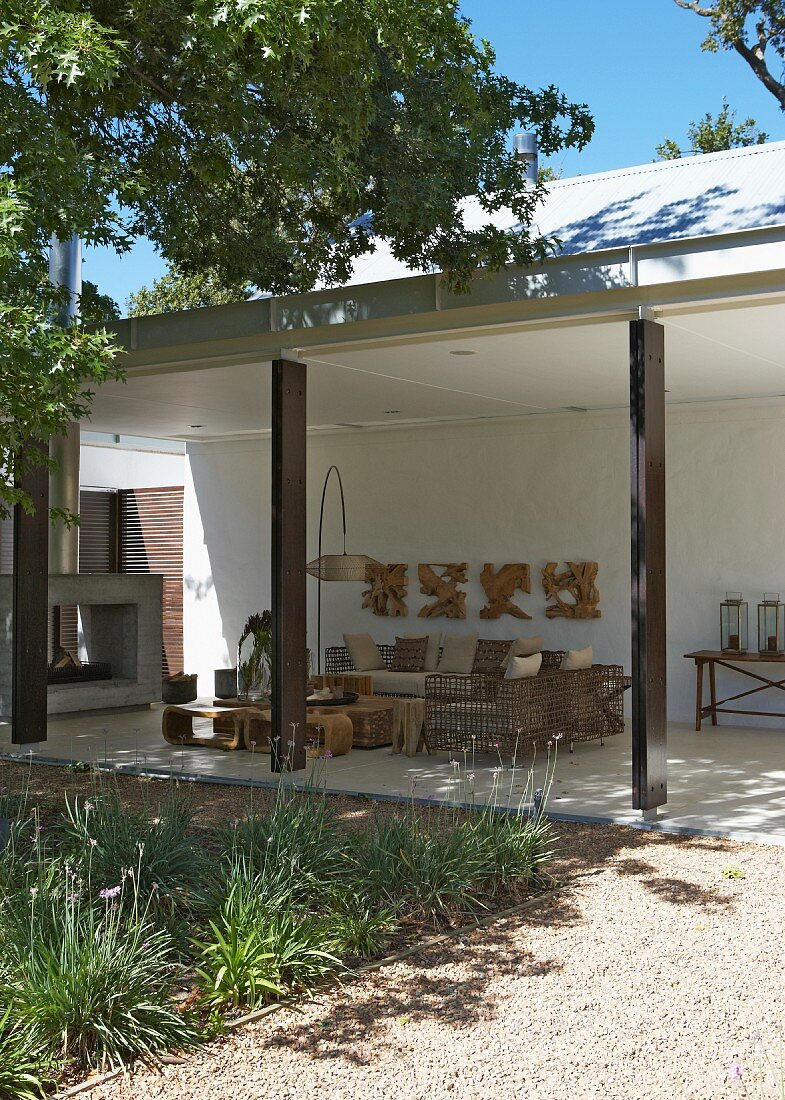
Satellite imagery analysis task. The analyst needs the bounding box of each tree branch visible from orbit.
[733,36,785,108]
[673,0,717,16]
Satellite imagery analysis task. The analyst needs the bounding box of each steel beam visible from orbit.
[630,318,667,810]
[271,359,307,772]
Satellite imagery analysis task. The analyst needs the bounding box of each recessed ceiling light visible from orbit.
[384,410,401,415]
[188,424,204,428]
[450,349,476,356]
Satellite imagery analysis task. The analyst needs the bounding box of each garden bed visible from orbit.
[0,759,557,1098]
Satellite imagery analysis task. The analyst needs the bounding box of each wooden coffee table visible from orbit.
[213,695,394,749]
[162,704,259,751]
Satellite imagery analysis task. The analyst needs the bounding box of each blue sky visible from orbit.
[84,0,785,310]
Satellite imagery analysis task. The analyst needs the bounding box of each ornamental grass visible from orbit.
[0,754,557,1096]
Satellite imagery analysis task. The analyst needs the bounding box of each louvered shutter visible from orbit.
[0,514,13,574]
[79,490,118,573]
[118,486,184,677]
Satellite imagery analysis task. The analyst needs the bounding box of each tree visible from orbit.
[127,267,252,317]
[2,0,593,517]
[656,99,768,158]
[674,1,785,110]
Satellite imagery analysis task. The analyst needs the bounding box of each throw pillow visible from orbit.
[505,652,543,680]
[503,651,540,677]
[511,635,543,657]
[343,632,384,671]
[391,636,429,672]
[472,639,513,675]
[404,630,442,671]
[437,633,479,675]
[561,645,593,670]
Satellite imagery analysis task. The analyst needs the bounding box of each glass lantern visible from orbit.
[720,592,748,654]
[758,593,785,656]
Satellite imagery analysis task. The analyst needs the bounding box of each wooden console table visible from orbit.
[685,650,785,730]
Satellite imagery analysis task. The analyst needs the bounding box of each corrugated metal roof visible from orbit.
[537,140,785,253]
[340,141,785,288]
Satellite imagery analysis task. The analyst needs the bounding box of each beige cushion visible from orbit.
[343,632,384,671]
[437,633,479,675]
[505,652,543,679]
[561,645,593,670]
[370,669,427,696]
[511,635,543,657]
[391,636,428,672]
[404,630,442,671]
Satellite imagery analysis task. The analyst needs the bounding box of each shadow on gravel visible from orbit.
[262,907,566,1065]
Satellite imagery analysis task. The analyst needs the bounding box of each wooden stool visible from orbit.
[391,697,430,757]
[306,710,354,758]
[162,705,257,751]
[243,709,353,757]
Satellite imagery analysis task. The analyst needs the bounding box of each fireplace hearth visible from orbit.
[47,659,112,685]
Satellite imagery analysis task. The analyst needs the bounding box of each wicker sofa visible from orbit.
[324,643,627,754]
[424,664,627,754]
[324,643,564,696]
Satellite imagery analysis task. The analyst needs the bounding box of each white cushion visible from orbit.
[404,630,442,672]
[511,635,543,657]
[505,652,543,679]
[438,633,479,674]
[370,669,427,696]
[561,645,593,670]
[343,632,384,671]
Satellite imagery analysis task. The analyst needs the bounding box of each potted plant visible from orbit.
[237,611,272,701]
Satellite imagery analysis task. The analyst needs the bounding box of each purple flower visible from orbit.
[325,750,333,759]
[728,1063,743,1081]
[467,772,475,781]
[99,885,121,900]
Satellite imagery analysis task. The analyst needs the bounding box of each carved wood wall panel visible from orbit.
[542,561,601,619]
[479,563,532,619]
[362,563,408,617]
[417,563,467,619]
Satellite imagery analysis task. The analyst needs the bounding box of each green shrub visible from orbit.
[61,787,205,916]
[196,918,282,1010]
[211,793,352,910]
[356,816,485,921]
[466,812,555,894]
[0,1006,49,1100]
[195,870,341,1010]
[1,878,201,1070]
[325,899,396,960]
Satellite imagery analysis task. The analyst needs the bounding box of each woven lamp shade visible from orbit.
[306,553,380,582]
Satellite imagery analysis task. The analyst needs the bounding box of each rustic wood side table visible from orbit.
[684,650,785,730]
[391,697,430,757]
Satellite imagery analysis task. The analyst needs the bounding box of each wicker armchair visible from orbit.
[425,664,627,756]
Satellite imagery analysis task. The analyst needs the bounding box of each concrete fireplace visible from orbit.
[0,574,163,715]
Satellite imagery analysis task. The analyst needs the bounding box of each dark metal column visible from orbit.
[271,358,307,772]
[12,453,49,744]
[630,318,667,811]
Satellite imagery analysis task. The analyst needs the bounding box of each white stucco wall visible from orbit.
[180,397,785,726]
[80,443,185,491]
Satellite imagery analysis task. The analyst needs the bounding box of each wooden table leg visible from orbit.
[708,660,718,726]
[695,660,704,731]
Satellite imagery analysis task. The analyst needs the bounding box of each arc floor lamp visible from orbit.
[306,465,380,674]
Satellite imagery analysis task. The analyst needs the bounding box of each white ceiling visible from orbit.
[85,299,785,441]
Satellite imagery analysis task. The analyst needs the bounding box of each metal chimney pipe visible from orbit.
[48,234,82,575]
[514,132,539,190]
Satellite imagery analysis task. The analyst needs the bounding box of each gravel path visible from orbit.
[90,824,785,1100]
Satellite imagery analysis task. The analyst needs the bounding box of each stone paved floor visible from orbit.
[3,705,785,841]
